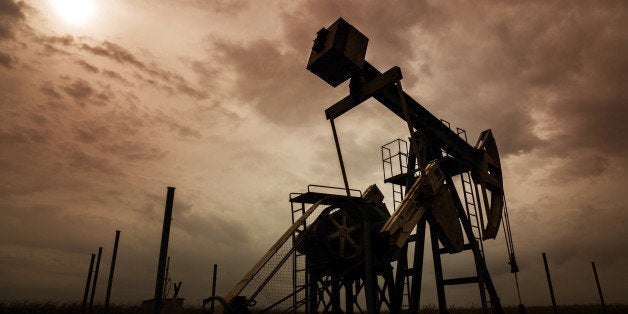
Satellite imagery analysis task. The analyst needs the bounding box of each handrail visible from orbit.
[307,184,362,197]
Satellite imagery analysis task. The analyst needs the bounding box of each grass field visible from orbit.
[0,301,625,314]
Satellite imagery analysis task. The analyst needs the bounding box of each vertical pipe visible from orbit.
[591,262,607,314]
[210,264,217,313]
[330,119,351,196]
[154,186,176,314]
[82,253,96,314]
[104,230,121,314]
[542,253,557,314]
[89,247,103,314]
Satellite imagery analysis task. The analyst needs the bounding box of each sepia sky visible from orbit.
[1,0,627,307]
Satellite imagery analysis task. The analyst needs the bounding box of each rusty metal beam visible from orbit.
[363,62,482,171]
[325,67,402,120]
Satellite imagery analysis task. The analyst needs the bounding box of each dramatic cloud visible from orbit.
[0,50,16,68]
[0,0,27,69]
[0,0,626,308]
[208,39,339,125]
[82,41,146,68]
[75,59,99,73]
[0,0,25,40]
[81,40,207,99]
[39,81,62,99]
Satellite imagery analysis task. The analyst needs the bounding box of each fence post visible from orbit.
[591,261,607,314]
[153,187,176,314]
[104,230,121,313]
[81,253,96,314]
[542,253,557,314]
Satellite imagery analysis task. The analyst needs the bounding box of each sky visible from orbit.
[1,0,627,308]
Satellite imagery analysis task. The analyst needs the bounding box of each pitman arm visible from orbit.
[380,162,464,254]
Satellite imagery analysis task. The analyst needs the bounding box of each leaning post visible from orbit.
[81,253,96,314]
[542,253,557,314]
[104,230,121,313]
[153,186,176,314]
[88,247,103,314]
[591,261,607,314]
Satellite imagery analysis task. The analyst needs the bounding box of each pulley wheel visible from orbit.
[318,203,364,261]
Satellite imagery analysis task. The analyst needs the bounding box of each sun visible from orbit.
[51,0,96,26]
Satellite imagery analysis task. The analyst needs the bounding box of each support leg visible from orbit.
[345,280,354,314]
[408,221,426,314]
[430,226,448,314]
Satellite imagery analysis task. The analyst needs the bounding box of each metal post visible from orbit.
[88,247,103,314]
[431,229,447,314]
[363,220,376,314]
[104,230,121,314]
[329,119,351,196]
[408,221,426,313]
[308,266,317,313]
[392,244,408,314]
[211,264,218,313]
[344,281,354,314]
[82,253,96,314]
[164,256,171,297]
[331,274,341,314]
[154,186,176,314]
[591,262,607,314]
[542,253,557,314]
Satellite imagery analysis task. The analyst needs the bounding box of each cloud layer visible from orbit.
[0,0,626,307]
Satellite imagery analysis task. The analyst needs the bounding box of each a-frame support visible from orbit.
[388,132,504,314]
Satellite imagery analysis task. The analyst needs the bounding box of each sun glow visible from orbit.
[52,0,96,26]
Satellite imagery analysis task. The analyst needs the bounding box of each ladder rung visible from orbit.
[443,276,479,285]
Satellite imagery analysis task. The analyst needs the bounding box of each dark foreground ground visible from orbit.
[0,302,625,314]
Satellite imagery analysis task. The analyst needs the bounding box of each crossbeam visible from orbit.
[341,62,482,173]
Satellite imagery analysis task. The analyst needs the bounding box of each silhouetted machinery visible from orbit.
[207,18,521,314]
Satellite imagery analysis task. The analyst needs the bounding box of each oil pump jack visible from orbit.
[206,18,520,314]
